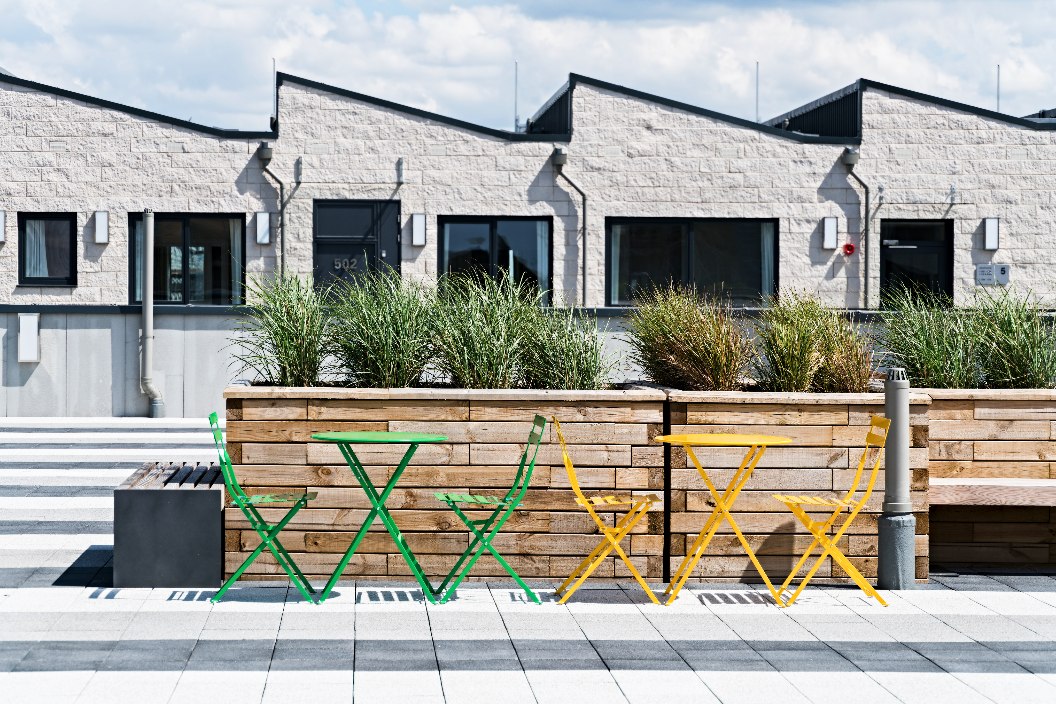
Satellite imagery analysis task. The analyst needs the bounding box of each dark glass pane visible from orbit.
[881,221,947,243]
[691,221,773,305]
[496,220,548,292]
[315,204,375,239]
[154,219,183,302]
[881,221,952,299]
[442,222,491,278]
[882,247,950,297]
[188,218,241,304]
[609,222,685,305]
[22,218,73,281]
[314,241,377,286]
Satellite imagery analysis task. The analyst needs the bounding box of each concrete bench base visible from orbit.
[113,462,224,588]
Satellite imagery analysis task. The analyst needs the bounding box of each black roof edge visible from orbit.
[0,72,275,139]
[859,79,1056,130]
[763,81,861,128]
[566,73,857,145]
[767,77,1056,134]
[277,72,570,143]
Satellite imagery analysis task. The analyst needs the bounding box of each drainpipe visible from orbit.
[257,142,285,276]
[141,209,164,418]
[842,147,870,309]
[551,147,588,307]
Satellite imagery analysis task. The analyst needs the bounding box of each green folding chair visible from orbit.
[208,412,318,604]
[433,414,546,603]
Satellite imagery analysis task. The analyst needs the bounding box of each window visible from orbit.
[880,219,953,300]
[130,214,245,305]
[18,213,77,286]
[439,216,552,295]
[607,218,777,306]
[313,200,400,286]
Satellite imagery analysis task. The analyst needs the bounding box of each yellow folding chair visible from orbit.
[552,417,661,604]
[772,415,892,606]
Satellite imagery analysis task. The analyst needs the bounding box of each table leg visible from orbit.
[319,443,437,603]
[665,446,759,596]
[690,445,786,607]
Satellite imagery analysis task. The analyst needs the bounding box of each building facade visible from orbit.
[1,70,1054,416]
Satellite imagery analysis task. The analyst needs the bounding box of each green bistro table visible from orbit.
[311,431,447,603]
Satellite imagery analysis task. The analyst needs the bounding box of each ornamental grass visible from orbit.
[232,273,332,387]
[626,286,753,391]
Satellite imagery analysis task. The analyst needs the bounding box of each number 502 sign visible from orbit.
[333,257,360,272]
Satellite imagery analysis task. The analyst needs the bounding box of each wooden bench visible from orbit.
[113,462,224,588]
[930,478,1056,506]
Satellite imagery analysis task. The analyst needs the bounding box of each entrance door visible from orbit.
[312,200,400,286]
[879,220,953,300]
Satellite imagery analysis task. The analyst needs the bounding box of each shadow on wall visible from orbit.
[817,156,864,310]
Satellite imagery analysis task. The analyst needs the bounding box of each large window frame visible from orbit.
[437,215,554,301]
[17,212,78,287]
[128,213,246,306]
[605,217,779,306]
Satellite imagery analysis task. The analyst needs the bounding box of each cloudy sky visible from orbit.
[1,0,1053,131]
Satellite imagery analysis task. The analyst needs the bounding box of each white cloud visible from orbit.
[1,0,1055,130]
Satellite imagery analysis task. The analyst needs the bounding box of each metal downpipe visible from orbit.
[141,209,164,418]
[262,166,286,276]
[555,166,588,307]
[847,169,871,309]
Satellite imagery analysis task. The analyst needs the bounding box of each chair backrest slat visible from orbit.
[504,414,546,504]
[552,417,605,524]
[208,412,247,500]
[842,415,892,507]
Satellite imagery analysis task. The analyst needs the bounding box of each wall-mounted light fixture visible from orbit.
[411,213,426,246]
[256,212,271,245]
[396,157,406,185]
[822,216,838,249]
[18,313,40,363]
[0,210,5,243]
[94,211,109,244]
[984,217,1000,250]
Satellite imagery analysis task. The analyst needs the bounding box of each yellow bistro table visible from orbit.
[655,433,792,606]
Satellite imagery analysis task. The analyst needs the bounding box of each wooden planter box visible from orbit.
[223,386,667,583]
[926,389,1056,565]
[666,391,932,582]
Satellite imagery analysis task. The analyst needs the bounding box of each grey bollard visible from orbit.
[878,367,915,590]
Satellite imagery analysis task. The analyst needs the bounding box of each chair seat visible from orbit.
[236,491,317,506]
[772,493,849,508]
[435,492,508,506]
[576,493,661,508]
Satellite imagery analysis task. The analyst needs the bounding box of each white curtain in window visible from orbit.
[229,218,243,303]
[133,220,144,302]
[25,219,48,277]
[760,222,775,298]
[536,220,549,290]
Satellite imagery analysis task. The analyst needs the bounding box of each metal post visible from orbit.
[878,367,914,589]
[141,210,165,418]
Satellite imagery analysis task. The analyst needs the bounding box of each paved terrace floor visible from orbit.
[1,428,1055,704]
[2,572,1056,704]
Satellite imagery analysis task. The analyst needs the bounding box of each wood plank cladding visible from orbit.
[666,391,932,582]
[925,390,1056,566]
[224,387,667,584]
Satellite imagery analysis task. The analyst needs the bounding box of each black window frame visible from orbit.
[312,199,402,287]
[604,216,780,306]
[128,212,247,306]
[437,215,554,302]
[17,212,78,287]
[879,218,955,302]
